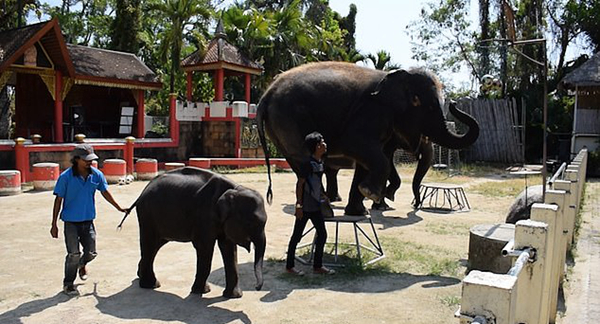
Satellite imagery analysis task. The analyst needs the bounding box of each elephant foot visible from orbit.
[223,287,243,299]
[412,198,422,209]
[384,191,395,202]
[139,277,161,289]
[358,183,382,203]
[344,204,368,216]
[371,200,394,211]
[191,283,210,294]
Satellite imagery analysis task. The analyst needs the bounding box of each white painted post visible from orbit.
[541,189,568,323]
[553,179,576,247]
[514,212,555,324]
[459,271,518,324]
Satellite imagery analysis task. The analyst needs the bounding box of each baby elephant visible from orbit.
[123,167,267,298]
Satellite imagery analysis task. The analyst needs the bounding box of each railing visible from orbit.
[457,148,588,324]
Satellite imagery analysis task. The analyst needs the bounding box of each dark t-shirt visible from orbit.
[298,157,325,212]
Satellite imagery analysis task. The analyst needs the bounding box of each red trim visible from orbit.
[54,70,64,143]
[186,71,193,101]
[169,94,180,144]
[125,140,134,174]
[136,90,145,138]
[214,69,224,101]
[245,73,251,104]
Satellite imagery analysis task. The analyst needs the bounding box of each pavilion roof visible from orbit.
[0,19,161,90]
[181,22,262,75]
[0,19,75,76]
[561,51,600,88]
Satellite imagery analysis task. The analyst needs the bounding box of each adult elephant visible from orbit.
[325,134,433,210]
[122,167,267,298]
[257,62,479,215]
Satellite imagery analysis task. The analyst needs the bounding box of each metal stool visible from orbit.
[415,183,470,212]
[295,215,385,267]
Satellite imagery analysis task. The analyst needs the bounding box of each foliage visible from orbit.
[1,0,40,30]
[365,50,400,71]
[110,0,141,53]
[150,120,169,136]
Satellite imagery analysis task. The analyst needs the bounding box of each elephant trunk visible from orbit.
[253,232,266,291]
[428,102,480,150]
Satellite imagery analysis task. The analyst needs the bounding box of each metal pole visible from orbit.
[542,40,548,200]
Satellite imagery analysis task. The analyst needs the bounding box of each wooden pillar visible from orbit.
[169,94,179,144]
[136,90,145,138]
[214,68,224,101]
[54,70,63,143]
[244,73,251,104]
[186,71,193,101]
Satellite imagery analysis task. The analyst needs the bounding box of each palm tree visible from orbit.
[366,50,400,71]
[147,0,212,93]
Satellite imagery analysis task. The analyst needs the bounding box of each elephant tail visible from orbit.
[256,96,273,205]
[117,198,138,231]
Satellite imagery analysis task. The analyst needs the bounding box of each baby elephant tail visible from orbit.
[117,199,138,231]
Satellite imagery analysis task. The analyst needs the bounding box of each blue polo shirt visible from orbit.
[53,167,108,222]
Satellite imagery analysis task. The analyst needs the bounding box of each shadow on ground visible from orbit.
[207,261,461,304]
[0,292,71,324]
[93,280,251,324]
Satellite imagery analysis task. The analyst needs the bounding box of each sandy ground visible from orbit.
[0,167,570,324]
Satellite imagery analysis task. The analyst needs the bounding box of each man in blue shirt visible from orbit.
[51,144,127,295]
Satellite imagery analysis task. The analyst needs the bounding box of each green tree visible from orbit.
[110,0,141,53]
[146,0,213,93]
[366,50,399,71]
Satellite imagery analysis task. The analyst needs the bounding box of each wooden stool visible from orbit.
[296,215,385,267]
[415,183,470,211]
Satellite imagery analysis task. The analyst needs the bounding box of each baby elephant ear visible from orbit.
[216,188,236,222]
[371,69,411,110]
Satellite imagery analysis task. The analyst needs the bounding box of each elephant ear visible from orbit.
[216,188,237,223]
[371,69,411,111]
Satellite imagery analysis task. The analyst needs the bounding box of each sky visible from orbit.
[30,0,590,90]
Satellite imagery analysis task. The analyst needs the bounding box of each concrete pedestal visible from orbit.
[468,223,515,274]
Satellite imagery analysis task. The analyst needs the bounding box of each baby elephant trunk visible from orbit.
[253,232,266,291]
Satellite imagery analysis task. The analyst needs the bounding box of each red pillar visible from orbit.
[169,94,179,144]
[186,71,193,101]
[244,73,251,104]
[136,90,145,138]
[14,137,29,182]
[54,70,63,143]
[214,69,224,101]
[125,136,135,174]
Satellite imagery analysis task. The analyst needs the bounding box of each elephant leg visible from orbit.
[325,167,342,202]
[412,141,433,208]
[217,237,242,298]
[138,226,167,289]
[191,240,215,295]
[344,165,369,216]
[354,149,390,203]
[385,164,401,202]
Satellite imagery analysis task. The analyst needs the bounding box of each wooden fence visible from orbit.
[453,98,525,163]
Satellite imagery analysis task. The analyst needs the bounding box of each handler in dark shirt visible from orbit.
[285,132,335,275]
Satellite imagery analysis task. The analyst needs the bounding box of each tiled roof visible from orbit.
[562,52,600,88]
[67,44,160,86]
[181,37,262,71]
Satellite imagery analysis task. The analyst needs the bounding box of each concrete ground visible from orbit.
[0,168,596,324]
[558,179,600,323]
